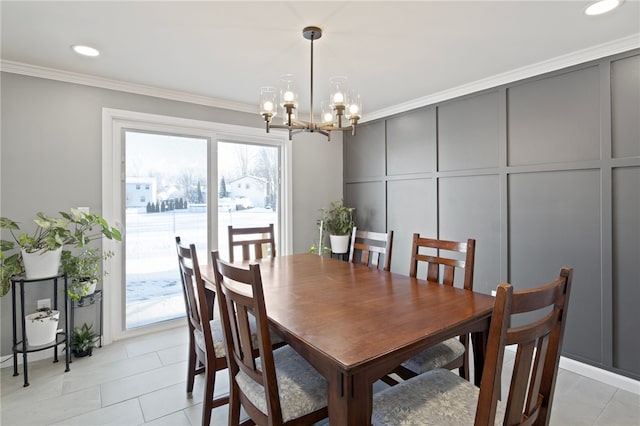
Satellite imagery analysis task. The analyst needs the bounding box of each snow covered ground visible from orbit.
[125,207,277,328]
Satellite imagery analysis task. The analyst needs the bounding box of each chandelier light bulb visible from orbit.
[349,104,359,115]
[259,86,278,120]
[283,91,295,103]
[333,92,345,104]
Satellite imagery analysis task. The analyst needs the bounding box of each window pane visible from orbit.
[125,131,208,329]
[217,141,279,260]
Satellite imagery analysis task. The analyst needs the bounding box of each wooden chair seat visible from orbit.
[235,345,329,423]
[373,267,573,426]
[373,368,506,425]
[400,337,465,375]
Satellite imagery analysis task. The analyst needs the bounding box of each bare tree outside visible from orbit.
[253,147,278,208]
[235,144,252,178]
[177,170,195,201]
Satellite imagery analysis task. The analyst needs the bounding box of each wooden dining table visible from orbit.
[201,253,495,426]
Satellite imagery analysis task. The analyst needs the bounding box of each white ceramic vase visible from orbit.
[69,279,98,300]
[25,310,60,346]
[329,234,350,254]
[21,248,62,279]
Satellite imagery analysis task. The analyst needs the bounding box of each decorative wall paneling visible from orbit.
[344,50,640,380]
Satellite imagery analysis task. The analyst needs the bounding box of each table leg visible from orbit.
[471,329,489,386]
[327,372,371,426]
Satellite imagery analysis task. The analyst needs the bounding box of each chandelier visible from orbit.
[259,26,362,141]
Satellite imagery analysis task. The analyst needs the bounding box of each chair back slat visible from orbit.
[474,267,573,426]
[228,224,276,262]
[410,234,475,290]
[348,227,394,271]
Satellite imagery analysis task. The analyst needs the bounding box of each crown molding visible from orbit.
[363,33,640,123]
[0,60,257,114]
[2,33,639,122]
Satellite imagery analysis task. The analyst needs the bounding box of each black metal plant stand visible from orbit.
[11,273,70,387]
[70,289,104,350]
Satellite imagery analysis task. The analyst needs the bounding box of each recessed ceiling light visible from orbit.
[584,0,623,15]
[71,45,100,57]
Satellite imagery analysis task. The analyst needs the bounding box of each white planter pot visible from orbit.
[329,234,350,254]
[25,310,60,346]
[21,248,62,279]
[86,279,97,295]
[69,279,98,300]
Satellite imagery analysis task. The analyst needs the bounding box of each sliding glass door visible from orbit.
[103,109,290,341]
[124,131,208,329]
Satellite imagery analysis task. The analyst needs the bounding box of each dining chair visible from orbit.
[348,227,394,271]
[211,251,329,426]
[175,238,284,425]
[372,267,573,426]
[384,234,476,385]
[400,234,476,381]
[228,223,276,262]
[175,237,228,426]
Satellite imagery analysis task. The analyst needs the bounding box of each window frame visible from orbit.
[101,108,292,343]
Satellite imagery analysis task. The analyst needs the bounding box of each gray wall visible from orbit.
[344,50,640,380]
[0,72,343,357]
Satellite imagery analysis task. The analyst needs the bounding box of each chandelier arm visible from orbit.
[317,123,354,132]
[269,123,306,130]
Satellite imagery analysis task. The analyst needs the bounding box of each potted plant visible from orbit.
[25,307,60,346]
[318,199,355,254]
[61,247,114,301]
[0,208,121,297]
[70,322,98,357]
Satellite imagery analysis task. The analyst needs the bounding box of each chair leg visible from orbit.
[228,381,242,426]
[201,365,216,426]
[186,336,197,394]
[459,334,470,381]
[459,356,470,381]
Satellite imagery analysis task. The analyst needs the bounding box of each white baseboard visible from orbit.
[558,356,640,395]
[502,346,639,396]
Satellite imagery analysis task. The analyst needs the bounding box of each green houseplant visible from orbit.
[318,199,355,254]
[61,247,114,301]
[70,322,98,357]
[0,209,121,297]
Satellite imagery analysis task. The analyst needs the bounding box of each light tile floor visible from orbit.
[1,326,638,425]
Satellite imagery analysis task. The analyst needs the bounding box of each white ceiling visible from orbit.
[2,1,639,121]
